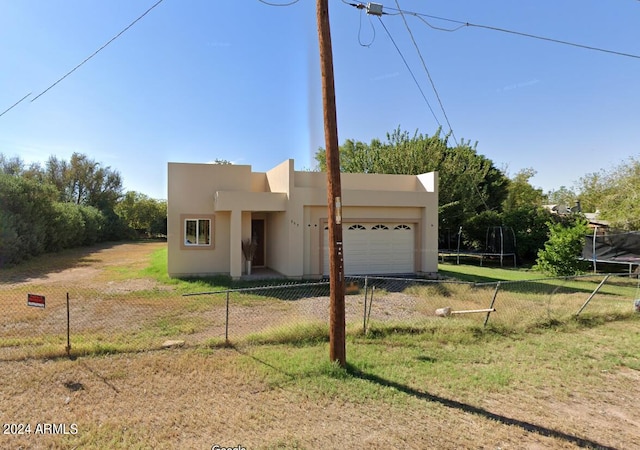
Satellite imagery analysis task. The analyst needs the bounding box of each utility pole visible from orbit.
[317,0,346,367]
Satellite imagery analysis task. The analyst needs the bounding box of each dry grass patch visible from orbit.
[3,241,640,448]
[3,320,640,449]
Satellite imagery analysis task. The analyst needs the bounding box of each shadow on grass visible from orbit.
[233,346,296,382]
[0,240,151,284]
[227,341,618,449]
[346,364,616,450]
[438,267,511,284]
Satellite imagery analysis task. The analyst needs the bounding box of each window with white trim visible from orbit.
[184,218,211,246]
[372,224,389,230]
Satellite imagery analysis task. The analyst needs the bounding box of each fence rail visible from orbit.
[1,273,638,361]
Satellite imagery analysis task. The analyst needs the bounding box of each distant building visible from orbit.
[543,202,609,231]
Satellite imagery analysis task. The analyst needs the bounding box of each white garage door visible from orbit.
[323,223,415,275]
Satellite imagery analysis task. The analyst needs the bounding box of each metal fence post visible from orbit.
[576,275,610,316]
[225,291,230,344]
[363,276,368,334]
[65,292,71,356]
[365,286,375,335]
[483,282,500,327]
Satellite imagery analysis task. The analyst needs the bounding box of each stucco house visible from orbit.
[167,159,438,279]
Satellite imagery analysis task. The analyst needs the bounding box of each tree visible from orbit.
[0,151,158,265]
[462,210,501,251]
[575,172,609,215]
[534,218,589,276]
[502,206,554,263]
[78,205,105,245]
[0,173,57,264]
[577,157,640,230]
[115,191,167,237]
[47,202,85,252]
[42,152,123,210]
[0,154,24,175]
[314,127,509,229]
[502,168,545,212]
[42,155,69,199]
[546,185,578,208]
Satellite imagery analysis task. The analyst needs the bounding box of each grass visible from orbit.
[238,316,640,416]
[245,321,330,346]
[4,242,640,448]
[438,262,542,282]
[237,309,640,405]
[141,246,233,293]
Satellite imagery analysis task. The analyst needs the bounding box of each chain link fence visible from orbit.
[1,273,638,361]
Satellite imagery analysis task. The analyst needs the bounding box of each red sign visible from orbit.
[27,293,45,308]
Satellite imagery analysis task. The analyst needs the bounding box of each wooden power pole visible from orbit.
[316,0,346,367]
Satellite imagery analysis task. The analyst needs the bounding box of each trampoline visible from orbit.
[439,226,517,267]
[582,228,640,273]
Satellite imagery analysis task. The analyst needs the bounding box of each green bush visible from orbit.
[0,210,20,266]
[0,173,56,263]
[47,202,85,252]
[502,206,553,263]
[534,218,589,276]
[78,205,105,245]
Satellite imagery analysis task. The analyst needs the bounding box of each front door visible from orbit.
[251,219,265,267]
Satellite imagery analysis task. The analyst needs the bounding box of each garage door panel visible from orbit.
[323,223,414,275]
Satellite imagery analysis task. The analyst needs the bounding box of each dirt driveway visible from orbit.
[1,241,166,288]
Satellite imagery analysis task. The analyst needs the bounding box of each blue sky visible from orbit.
[1,0,638,200]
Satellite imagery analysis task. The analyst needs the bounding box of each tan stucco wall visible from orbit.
[168,163,251,277]
[294,171,426,192]
[168,160,438,278]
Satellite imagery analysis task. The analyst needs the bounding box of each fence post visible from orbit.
[225,291,230,344]
[365,286,375,335]
[65,292,71,356]
[363,276,368,334]
[483,282,500,327]
[576,275,610,316]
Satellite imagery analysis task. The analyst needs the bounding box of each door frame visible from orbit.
[251,218,266,267]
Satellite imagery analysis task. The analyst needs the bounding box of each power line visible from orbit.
[357,8,376,47]
[343,1,504,211]
[394,0,457,145]
[376,17,442,130]
[385,6,640,60]
[0,92,31,119]
[257,0,300,6]
[343,1,640,60]
[30,0,165,104]
[468,22,640,60]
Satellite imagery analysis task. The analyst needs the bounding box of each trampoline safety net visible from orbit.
[583,230,640,271]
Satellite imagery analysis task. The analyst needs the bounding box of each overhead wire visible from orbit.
[383,5,640,60]
[394,0,457,146]
[376,17,443,131]
[30,0,165,103]
[391,2,502,211]
[342,1,501,211]
[257,0,300,6]
[395,3,490,209]
[341,1,640,59]
[357,8,376,47]
[0,93,31,119]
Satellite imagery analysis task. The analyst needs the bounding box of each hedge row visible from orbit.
[0,174,130,267]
